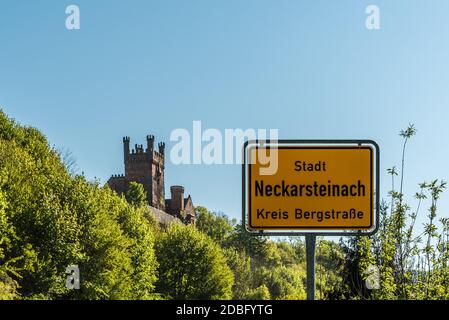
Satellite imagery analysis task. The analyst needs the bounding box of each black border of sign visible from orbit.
[242,140,380,236]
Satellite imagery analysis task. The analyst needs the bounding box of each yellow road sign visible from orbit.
[243,141,379,235]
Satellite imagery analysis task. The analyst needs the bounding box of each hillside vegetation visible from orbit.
[0,110,448,300]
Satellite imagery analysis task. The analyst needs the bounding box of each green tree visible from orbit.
[155,223,234,299]
[247,284,271,300]
[316,240,345,300]
[255,265,306,300]
[195,206,234,245]
[227,224,269,262]
[116,201,158,299]
[0,110,158,300]
[340,124,449,300]
[0,187,19,299]
[125,182,147,208]
[223,247,253,299]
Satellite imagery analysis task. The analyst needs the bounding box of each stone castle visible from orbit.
[108,135,195,224]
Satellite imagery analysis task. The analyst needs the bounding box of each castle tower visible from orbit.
[123,136,130,162]
[108,135,196,224]
[170,186,185,217]
[119,135,165,210]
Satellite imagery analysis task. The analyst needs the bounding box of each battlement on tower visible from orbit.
[124,136,165,164]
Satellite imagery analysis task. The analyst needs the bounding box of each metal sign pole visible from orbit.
[306,234,316,300]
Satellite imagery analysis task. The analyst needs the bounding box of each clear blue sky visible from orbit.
[1,1,448,235]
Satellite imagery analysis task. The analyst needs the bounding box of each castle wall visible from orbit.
[108,175,128,195]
